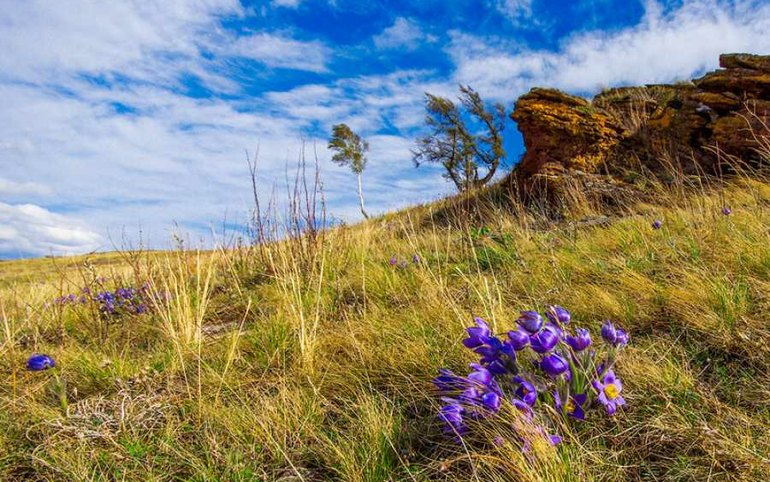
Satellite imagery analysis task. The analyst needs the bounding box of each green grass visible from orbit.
[1,179,770,481]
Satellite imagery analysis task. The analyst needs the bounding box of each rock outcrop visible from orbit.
[509,53,770,208]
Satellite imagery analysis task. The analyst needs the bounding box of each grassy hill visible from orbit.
[1,178,769,481]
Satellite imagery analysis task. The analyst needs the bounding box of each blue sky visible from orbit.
[1,0,768,258]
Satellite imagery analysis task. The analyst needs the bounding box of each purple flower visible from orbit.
[412,254,420,264]
[566,328,592,352]
[438,402,467,438]
[614,329,629,348]
[512,398,534,421]
[546,305,571,326]
[541,353,569,376]
[514,376,538,406]
[433,368,465,392]
[27,354,55,371]
[542,321,563,339]
[548,434,563,446]
[435,364,501,400]
[517,311,544,334]
[463,319,507,366]
[722,206,732,216]
[507,328,530,351]
[389,256,397,266]
[463,318,492,348]
[652,220,663,229]
[434,362,506,441]
[398,260,408,268]
[481,392,501,412]
[529,329,558,353]
[600,320,617,344]
[592,370,626,415]
[601,321,629,347]
[554,391,587,420]
[467,364,494,386]
[474,338,504,364]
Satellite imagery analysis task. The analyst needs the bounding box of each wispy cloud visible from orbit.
[0,178,53,197]
[272,0,303,8]
[373,17,437,51]
[228,33,332,72]
[493,0,534,25]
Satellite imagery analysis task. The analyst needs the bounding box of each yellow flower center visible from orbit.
[565,399,576,414]
[604,384,619,400]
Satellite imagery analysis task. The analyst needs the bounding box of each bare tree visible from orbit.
[413,85,506,191]
[328,123,370,218]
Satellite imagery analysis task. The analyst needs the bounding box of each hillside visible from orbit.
[2,174,770,481]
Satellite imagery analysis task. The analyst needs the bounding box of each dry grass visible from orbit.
[1,177,770,481]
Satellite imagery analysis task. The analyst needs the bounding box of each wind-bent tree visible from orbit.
[413,85,506,192]
[328,123,370,218]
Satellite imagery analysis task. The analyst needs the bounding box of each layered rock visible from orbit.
[509,53,770,207]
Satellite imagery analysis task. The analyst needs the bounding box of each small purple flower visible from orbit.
[463,318,492,348]
[480,392,501,412]
[566,328,592,352]
[542,321,563,339]
[614,329,629,348]
[546,305,571,326]
[529,328,558,353]
[652,220,663,229]
[547,434,563,446]
[592,370,626,415]
[517,311,544,334]
[512,398,534,421]
[554,391,587,420]
[541,353,569,376]
[507,328,530,351]
[412,254,420,264]
[721,206,731,216]
[467,363,494,386]
[389,256,397,266]
[27,354,55,371]
[601,320,617,344]
[439,402,467,438]
[514,376,537,406]
[463,319,505,365]
[475,338,504,365]
[398,260,408,268]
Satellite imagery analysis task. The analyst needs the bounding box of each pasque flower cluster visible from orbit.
[435,306,629,447]
[52,282,159,317]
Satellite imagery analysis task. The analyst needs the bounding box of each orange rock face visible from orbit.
[509,53,770,206]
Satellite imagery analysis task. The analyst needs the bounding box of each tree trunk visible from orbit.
[357,172,369,219]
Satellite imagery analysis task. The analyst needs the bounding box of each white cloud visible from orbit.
[494,0,534,25]
[0,0,244,86]
[272,0,303,7]
[373,17,437,51]
[0,178,53,197]
[0,202,103,258]
[451,0,770,99]
[228,32,332,72]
